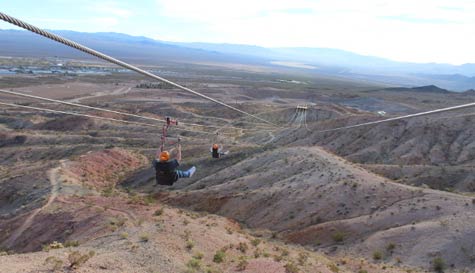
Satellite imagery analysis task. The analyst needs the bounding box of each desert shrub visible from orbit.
[386,243,396,251]
[186,258,202,272]
[120,232,129,239]
[298,252,309,266]
[432,257,445,273]
[109,217,126,230]
[327,263,339,272]
[237,256,249,271]
[139,234,149,242]
[44,256,63,270]
[213,250,226,263]
[284,262,299,273]
[251,238,261,247]
[332,231,345,242]
[64,240,79,248]
[193,252,204,260]
[186,239,195,250]
[237,242,249,253]
[154,208,164,216]
[43,241,64,251]
[373,251,382,260]
[68,251,94,269]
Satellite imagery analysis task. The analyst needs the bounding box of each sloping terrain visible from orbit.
[4,61,475,273]
[131,146,475,271]
[0,148,413,273]
[273,108,475,192]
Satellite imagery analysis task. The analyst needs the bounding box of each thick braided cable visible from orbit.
[0,101,162,128]
[0,89,266,132]
[0,12,278,127]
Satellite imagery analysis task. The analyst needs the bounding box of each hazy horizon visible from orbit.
[1,0,475,65]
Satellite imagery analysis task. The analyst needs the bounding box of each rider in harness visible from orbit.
[211,143,229,159]
[152,143,196,185]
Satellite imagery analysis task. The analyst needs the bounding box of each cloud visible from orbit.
[90,17,120,28]
[153,0,475,64]
[89,1,133,18]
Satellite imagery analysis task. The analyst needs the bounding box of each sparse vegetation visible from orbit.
[432,257,445,272]
[373,251,383,260]
[68,250,94,269]
[251,238,261,247]
[237,256,249,271]
[43,241,64,251]
[284,261,299,273]
[193,252,204,260]
[186,257,202,272]
[139,233,149,242]
[298,252,308,266]
[332,231,345,243]
[213,250,226,263]
[386,242,396,253]
[44,256,63,271]
[154,207,164,216]
[186,239,195,250]
[64,240,80,248]
[327,263,339,272]
[237,242,248,253]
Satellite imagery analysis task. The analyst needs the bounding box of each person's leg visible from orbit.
[176,166,196,178]
[176,170,188,178]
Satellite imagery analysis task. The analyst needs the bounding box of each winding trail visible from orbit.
[4,161,63,248]
[68,86,131,103]
[264,131,276,144]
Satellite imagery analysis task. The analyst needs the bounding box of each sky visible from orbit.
[1,0,475,65]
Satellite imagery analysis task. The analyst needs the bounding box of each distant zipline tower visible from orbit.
[296,104,308,112]
[288,104,310,130]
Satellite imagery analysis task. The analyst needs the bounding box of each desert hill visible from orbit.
[123,145,475,271]
[2,57,475,272]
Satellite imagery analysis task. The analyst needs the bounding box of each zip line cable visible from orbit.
[316,101,475,133]
[0,101,222,136]
[0,101,162,129]
[0,89,274,132]
[0,12,278,127]
[6,12,474,135]
[0,89,168,124]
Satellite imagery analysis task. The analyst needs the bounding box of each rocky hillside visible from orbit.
[124,146,475,272]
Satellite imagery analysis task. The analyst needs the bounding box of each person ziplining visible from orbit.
[210,133,229,159]
[153,139,196,185]
[152,117,196,185]
[211,143,229,159]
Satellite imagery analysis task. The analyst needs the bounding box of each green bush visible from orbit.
[213,250,226,263]
[432,257,445,273]
[373,251,382,260]
[251,238,261,247]
[68,251,94,269]
[237,242,248,253]
[64,241,79,248]
[237,256,249,271]
[284,261,299,273]
[186,258,202,272]
[331,231,345,242]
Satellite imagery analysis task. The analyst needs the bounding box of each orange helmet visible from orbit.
[212,144,219,149]
[159,151,170,162]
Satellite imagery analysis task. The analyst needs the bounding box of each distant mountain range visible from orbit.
[1,29,475,91]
